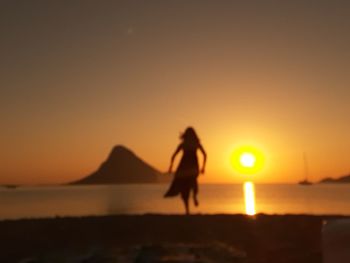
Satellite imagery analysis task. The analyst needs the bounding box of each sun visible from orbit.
[240,152,256,168]
[231,145,265,175]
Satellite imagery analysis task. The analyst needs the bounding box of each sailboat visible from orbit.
[298,152,313,186]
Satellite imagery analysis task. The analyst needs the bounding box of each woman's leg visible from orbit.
[193,178,199,206]
[181,191,190,215]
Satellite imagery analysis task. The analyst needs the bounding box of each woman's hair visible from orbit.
[180,127,200,145]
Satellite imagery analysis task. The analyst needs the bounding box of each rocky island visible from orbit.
[71,145,167,185]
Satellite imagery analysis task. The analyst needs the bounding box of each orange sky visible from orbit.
[1,1,350,185]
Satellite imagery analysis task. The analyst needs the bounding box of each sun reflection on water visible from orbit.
[244,181,256,216]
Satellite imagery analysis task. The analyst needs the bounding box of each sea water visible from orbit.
[0,184,350,220]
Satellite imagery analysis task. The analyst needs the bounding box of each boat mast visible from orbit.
[303,152,309,181]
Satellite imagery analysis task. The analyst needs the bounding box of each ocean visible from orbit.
[1,183,350,220]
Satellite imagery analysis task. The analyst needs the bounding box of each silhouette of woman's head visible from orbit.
[180,127,200,145]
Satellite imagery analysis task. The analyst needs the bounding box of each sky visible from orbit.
[1,1,350,185]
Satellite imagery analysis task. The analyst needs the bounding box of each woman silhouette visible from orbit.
[164,127,207,215]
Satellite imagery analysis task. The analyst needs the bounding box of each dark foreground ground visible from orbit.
[0,214,345,263]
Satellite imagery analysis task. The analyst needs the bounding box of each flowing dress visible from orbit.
[164,143,199,198]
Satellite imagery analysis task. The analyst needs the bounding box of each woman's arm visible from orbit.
[168,144,182,173]
[199,144,207,174]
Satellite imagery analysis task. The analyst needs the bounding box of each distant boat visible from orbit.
[2,185,18,189]
[298,179,313,186]
[298,152,313,186]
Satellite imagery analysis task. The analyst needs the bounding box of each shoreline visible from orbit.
[1,214,348,262]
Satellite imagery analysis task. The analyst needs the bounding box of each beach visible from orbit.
[0,214,342,263]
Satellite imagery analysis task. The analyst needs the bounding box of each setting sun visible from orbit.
[231,146,265,175]
[240,153,256,168]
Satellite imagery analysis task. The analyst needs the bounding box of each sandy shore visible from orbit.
[0,214,346,263]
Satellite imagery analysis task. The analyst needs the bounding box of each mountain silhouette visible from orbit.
[320,174,350,184]
[71,145,164,184]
